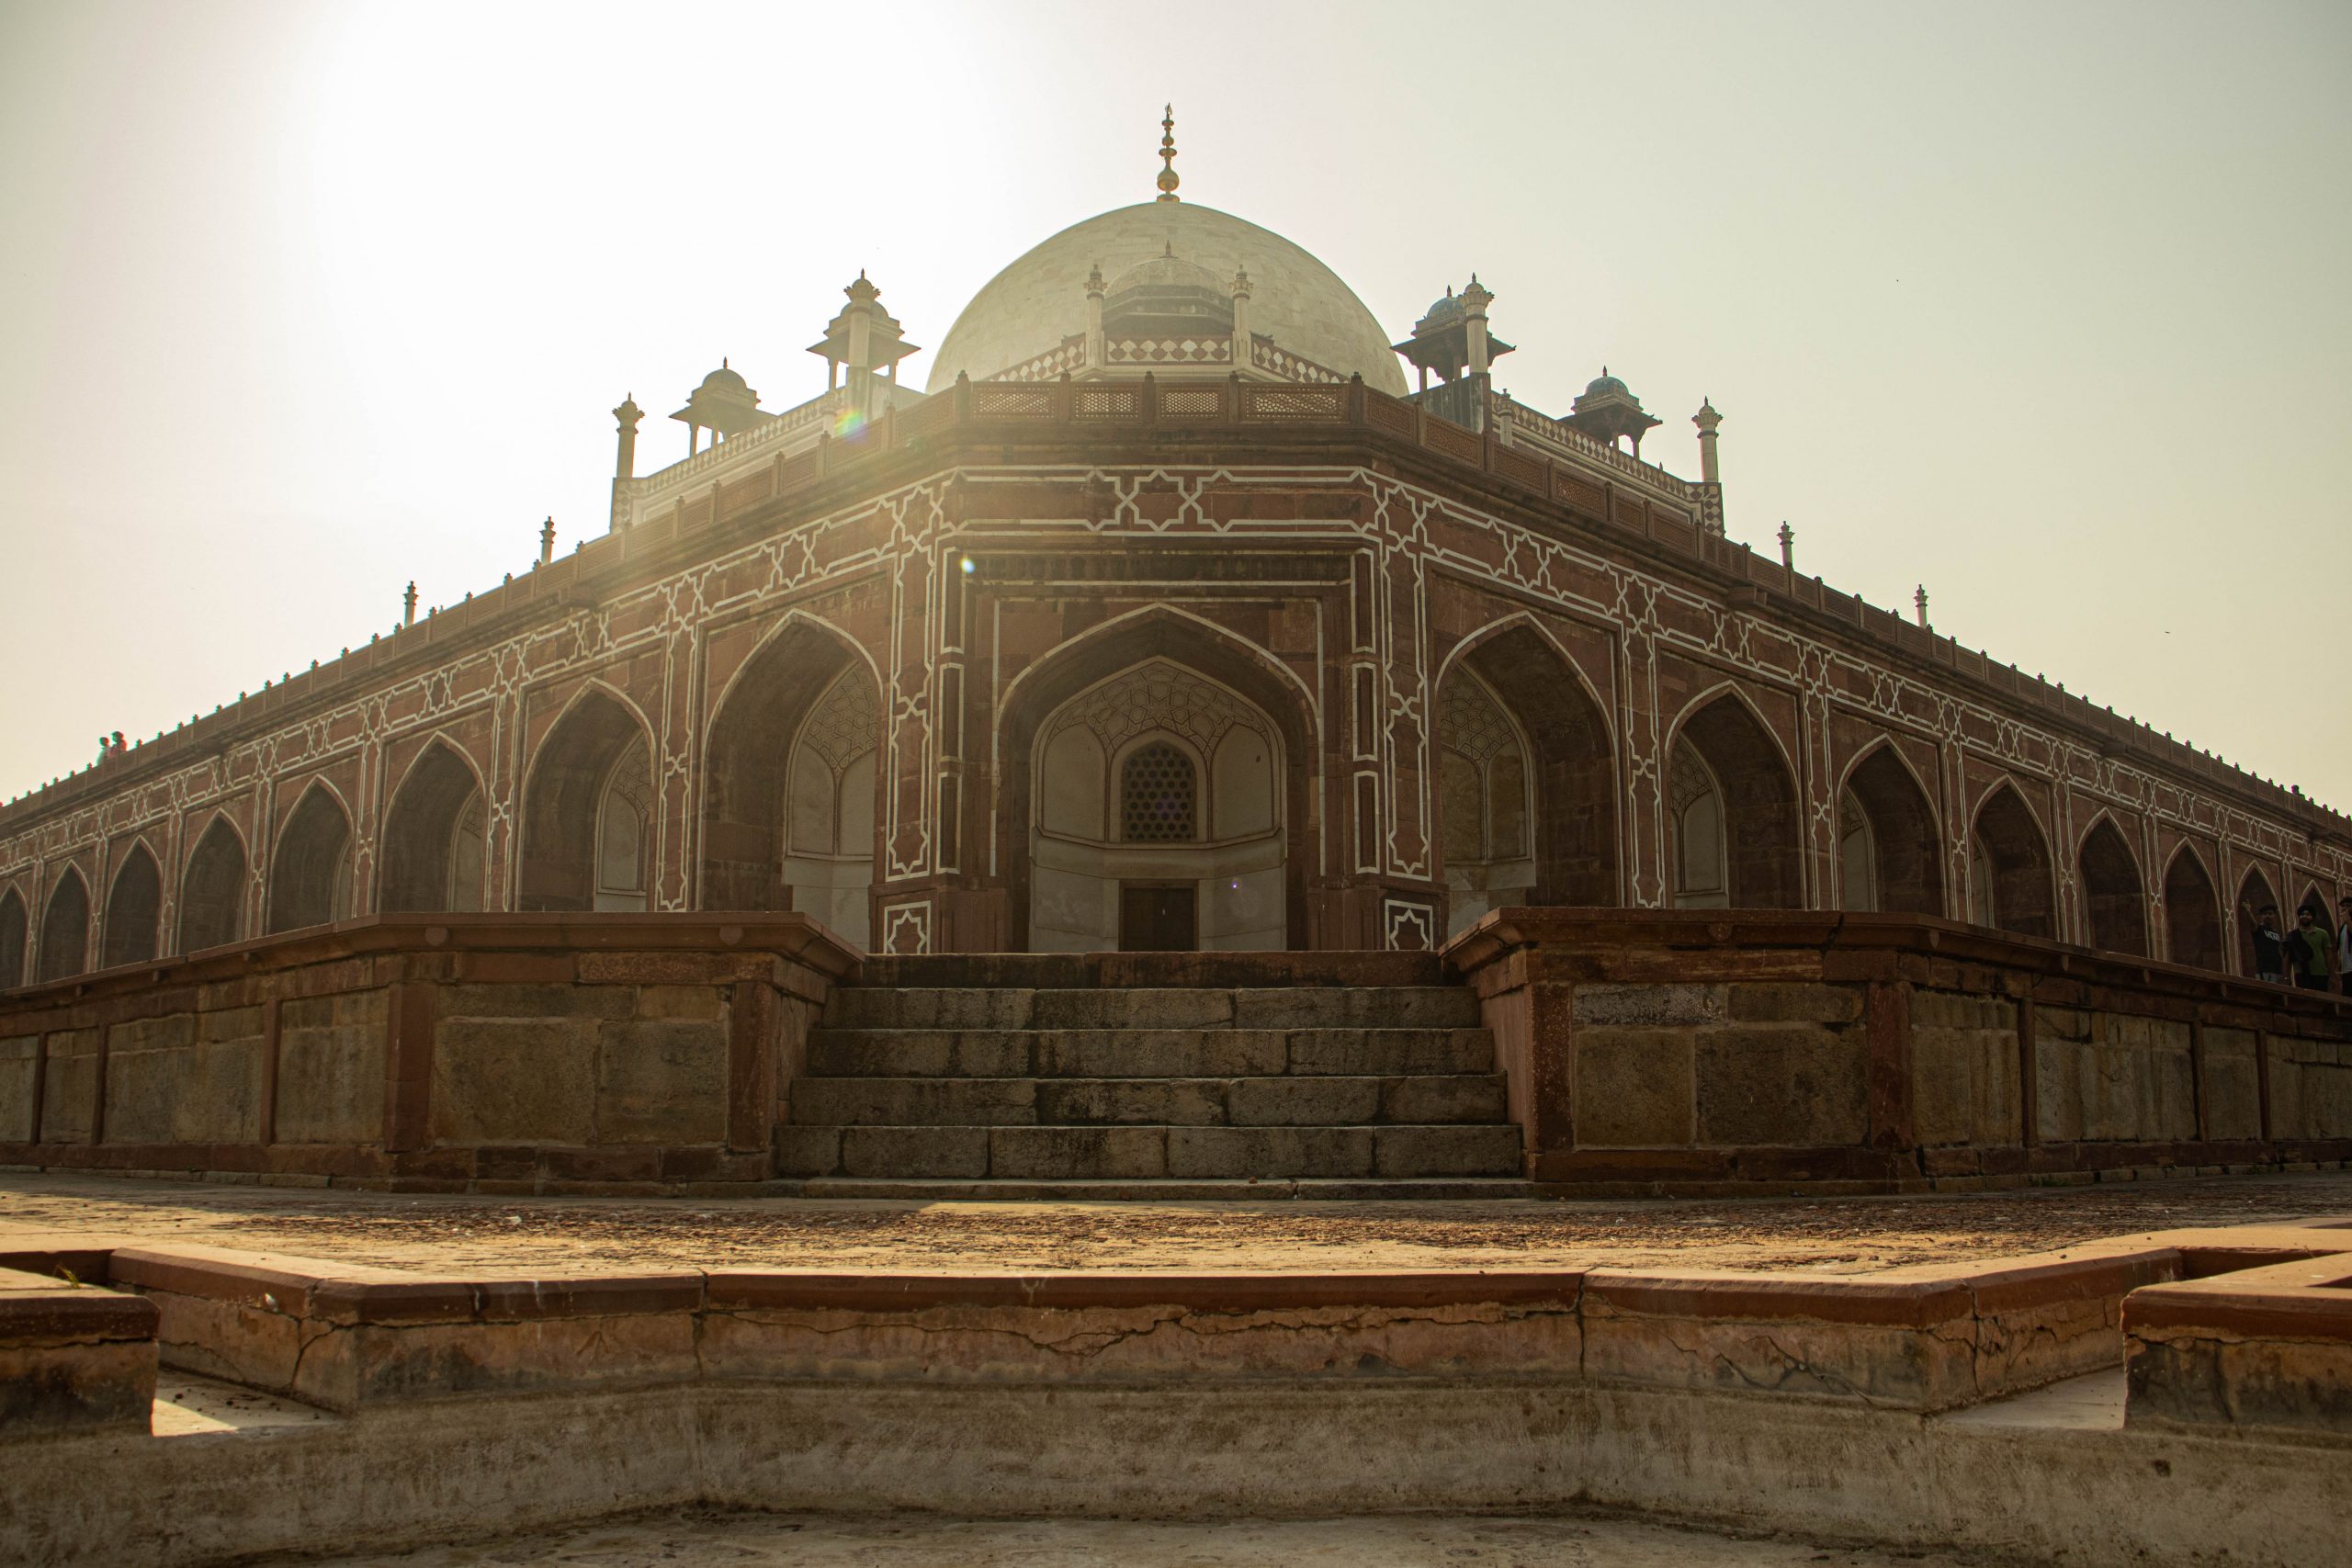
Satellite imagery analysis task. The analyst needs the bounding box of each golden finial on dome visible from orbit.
[1156,103,1180,203]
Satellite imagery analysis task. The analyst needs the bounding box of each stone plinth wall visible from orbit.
[1448,908,2352,1190]
[0,915,858,1190]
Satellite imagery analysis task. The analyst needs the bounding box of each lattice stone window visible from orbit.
[1120,741,1197,842]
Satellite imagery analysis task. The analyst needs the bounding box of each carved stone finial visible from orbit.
[1914,584,1930,627]
[1156,103,1181,202]
[402,581,418,627]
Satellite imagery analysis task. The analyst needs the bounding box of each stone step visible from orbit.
[854,952,1449,990]
[774,1122,1524,1181]
[784,1177,1539,1201]
[820,987,1485,1032]
[803,1026,1497,1079]
[788,1074,1510,1129]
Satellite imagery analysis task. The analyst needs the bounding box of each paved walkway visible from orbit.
[4,1168,2348,1274]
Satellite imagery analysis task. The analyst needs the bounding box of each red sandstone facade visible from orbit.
[0,375,2346,977]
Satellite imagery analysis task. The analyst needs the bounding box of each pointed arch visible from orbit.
[267,782,354,934]
[518,681,657,912]
[1665,685,1802,908]
[1434,616,1619,924]
[101,840,163,969]
[2162,842,2224,972]
[1969,783,2055,939]
[0,885,27,987]
[699,614,876,915]
[381,739,489,913]
[1001,608,1315,951]
[1835,739,1945,916]
[2075,814,2149,955]
[2235,863,2283,977]
[36,865,90,982]
[179,814,247,953]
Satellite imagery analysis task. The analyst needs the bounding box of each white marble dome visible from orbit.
[925,202,1409,397]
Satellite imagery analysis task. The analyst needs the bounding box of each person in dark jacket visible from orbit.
[2241,901,2287,983]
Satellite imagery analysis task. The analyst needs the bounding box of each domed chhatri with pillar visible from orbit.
[0,111,2344,979]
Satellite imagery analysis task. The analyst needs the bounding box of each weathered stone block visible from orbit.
[631,986,724,1021]
[199,1006,266,1043]
[275,1017,387,1145]
[1035,1078,1226,1125]
[0,1035,37,1143]
[1166,1125,1375,1178]
[1380,1074,1509,1124]
[1573,1027,1694,1146]
[1726,984,1862,1025]
[989,1125,1169,1179]
[39,1030,100,1144]
[1912,1014,2020,1148]
[839,1124,989,1178]
[594,1019,727,1145]
[429,1018,597,1145]
[1695,1025,1867,1147]
[1373,1123,1521,1177]
[438,984,633,1021]
[1283,1028,1489,1077]
[2200,1027,2263,1143]
[1572,985,1725,1028]
[1227,1076,1380,1126]
[793,1077,1037,1127]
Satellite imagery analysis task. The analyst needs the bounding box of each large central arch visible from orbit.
[1001,610,1315,953]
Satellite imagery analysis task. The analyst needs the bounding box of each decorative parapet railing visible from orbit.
[610,382,920,532]
[1487,394,1704,517]
[6,369,2349,849]
[1104,335,1231,367]
[1250,337,1347,384]
[992,336,1090,383]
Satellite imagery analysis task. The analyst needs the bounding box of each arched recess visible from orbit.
[1968,784,2055,939]
[267,784,354,934]
[37,867,90,982]
[2076,816,2149,956]
[1001,610,1315,953]
[179,817,246,953]
[698,617,877,930]
[1435,621,1618,937]
[517,685,657,912]
[1667,690,1802,908]
[1030,661,1284,952]
[380,741,488,914]
[1836,742,1945,916]
[0,886,27,987]
[2235,864,2282,976]
[101,842,163,969]
[2162,845,2224,972]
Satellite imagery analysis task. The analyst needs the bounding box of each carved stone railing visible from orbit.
[1104,336,1231,367]
[1488,394,1702,514]
[1249,338,1346,383]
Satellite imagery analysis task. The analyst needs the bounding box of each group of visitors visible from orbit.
[92,730,126,763]
[2242,897,2352,995]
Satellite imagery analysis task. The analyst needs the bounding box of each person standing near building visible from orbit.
[2242,900,2288,983]
[2287,906,2333,991]
[2338,897,2352,996]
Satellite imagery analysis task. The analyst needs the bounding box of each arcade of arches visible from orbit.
[1,626,2332,987]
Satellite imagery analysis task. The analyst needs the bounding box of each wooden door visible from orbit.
[1118,883,1198,952]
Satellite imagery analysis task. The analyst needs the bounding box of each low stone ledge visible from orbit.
[0,1264,159,1438]
[2125,1254,2352,1438]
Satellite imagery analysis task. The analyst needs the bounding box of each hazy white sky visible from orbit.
[1,0,2346,808]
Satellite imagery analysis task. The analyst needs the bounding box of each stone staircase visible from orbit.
[775,953,1529,1198]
